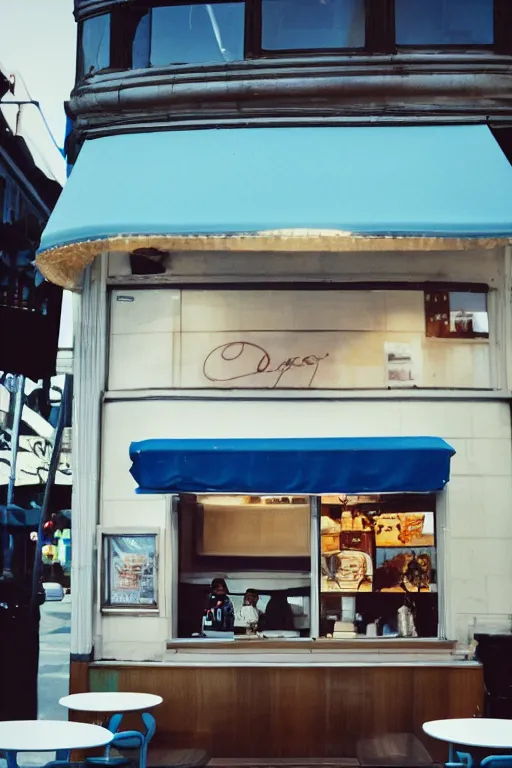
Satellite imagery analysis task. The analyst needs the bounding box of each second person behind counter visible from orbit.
[238,588,263,635]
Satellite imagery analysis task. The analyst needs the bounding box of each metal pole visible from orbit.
[6,374,25,506]
[30,374,70,614]
[1,374,24,575]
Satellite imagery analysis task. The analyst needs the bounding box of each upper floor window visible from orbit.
[149,2,245,66]
[395,0,494,47]
[261,0,365,51]
[78,13,110,76]
[76,0,512,81]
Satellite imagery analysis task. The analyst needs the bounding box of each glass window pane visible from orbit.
[80,14,111,75]
[176,494,312,639]
[320,495,438,639]
[449,291,489,335]
[262,0,365,51]
[150,3,245,67]
[133,12,151,69]
[395,0,494,46]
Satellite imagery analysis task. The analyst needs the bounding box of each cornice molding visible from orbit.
[69,54,512,137]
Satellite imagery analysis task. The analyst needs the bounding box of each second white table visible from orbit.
[60,692,163,714]
[423,719,512,750]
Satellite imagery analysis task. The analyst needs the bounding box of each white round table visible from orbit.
[0,719,113,752]
[60,692,163,713]
[423,719,512,750]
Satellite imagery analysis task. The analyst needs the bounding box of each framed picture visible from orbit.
[375,547,436,593]
[374,512,435,548]
[102,532,158,609]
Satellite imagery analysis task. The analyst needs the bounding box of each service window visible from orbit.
[173,492,438,640]
[176,494,312,638]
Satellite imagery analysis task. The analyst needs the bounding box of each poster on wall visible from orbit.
[374,512,435,548]
[103,533,158,608]
[321,550,373,593]
[384,342,417,388]
[375,547,436,593]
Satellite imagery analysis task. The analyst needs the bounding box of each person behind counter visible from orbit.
[203,577,235,633]
[263,593,295,632]
[239,588,263,634]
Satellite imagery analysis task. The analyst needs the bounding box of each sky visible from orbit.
[0,0,76,185]
[0,0,77,350]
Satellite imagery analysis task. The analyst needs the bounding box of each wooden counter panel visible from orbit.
[166,639,456,651]
[85,664,483,759]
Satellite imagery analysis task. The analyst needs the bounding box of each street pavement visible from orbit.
[38,595,71,721]
[0,595,71,767]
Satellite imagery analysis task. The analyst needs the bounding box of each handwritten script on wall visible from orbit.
[203,341,329,388]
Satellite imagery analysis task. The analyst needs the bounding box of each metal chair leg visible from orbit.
[6,751,18,768]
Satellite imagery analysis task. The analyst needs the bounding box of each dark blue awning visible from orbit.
[129,436,455,495]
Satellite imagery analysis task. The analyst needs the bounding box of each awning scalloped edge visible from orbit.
[36,231,509,291]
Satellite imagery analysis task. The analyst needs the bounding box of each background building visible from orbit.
[0,63,73,720]
[0,65,72,550]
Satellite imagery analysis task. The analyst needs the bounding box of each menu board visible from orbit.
[103,534,157,608]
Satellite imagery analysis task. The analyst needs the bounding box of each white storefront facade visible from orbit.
[64,242,512,664]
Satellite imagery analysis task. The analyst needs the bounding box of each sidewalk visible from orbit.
[37,595,71,722]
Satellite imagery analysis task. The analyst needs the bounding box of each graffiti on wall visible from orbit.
[0,372,72,486]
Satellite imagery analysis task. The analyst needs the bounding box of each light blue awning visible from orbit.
[129,436,455,495]
[39,124,512,256]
